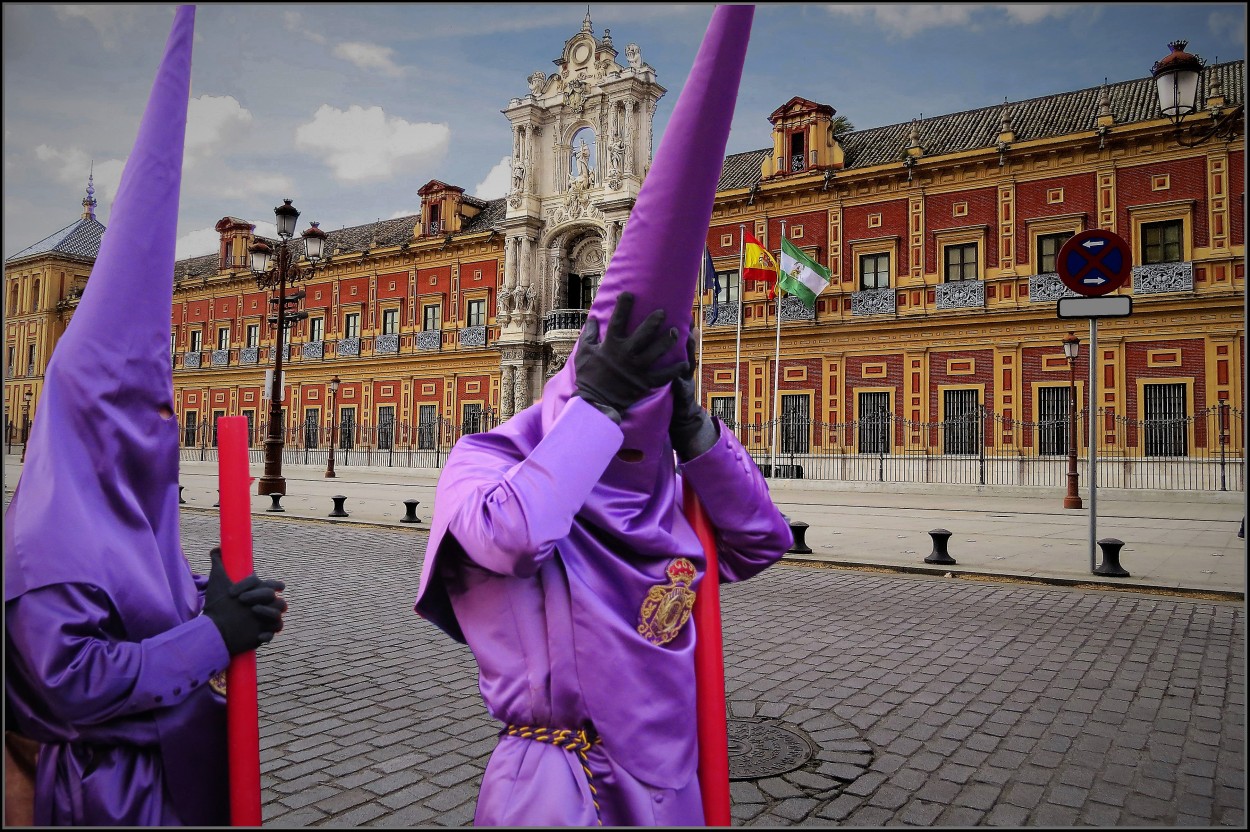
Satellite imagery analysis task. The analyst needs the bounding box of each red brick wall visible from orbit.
[1117,158,1209,248]
[304,281,334,310]
[928,349,995,423]
[1015,172,1099,267]
[842,199,908,284]
[925,187,998,272]
[376,271,408,300]
[767,210,829,266]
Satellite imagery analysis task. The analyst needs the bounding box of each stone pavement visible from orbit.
[2,456,1246,826]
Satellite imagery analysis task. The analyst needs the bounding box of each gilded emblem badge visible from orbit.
[637,558,698,646]
[208,671,227,697]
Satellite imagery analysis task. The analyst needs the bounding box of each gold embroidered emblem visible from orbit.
[637,558,698,646]
[209,671,227,697]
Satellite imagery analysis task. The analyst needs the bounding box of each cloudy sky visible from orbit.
[3,3,1245,262]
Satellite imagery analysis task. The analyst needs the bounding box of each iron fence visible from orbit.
[733,404,1244,492]
[173,405,1244,492]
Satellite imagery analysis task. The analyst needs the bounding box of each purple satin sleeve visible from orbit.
[446,396,624,578]
[5,583,230,738]
[192,571,209,593]
[678,421,793,583]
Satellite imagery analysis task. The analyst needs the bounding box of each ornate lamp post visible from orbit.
[325,375,340,478]
[1063,332,1083,510]
[1151,40,1244,147]
[20,389,33,463]
[249,200,326,495]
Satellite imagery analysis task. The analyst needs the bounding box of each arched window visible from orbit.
[32,280,40,312]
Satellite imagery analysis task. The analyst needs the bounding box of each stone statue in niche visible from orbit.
[575,140,594,186]
[511,159,524,193]
[609,135,625,174]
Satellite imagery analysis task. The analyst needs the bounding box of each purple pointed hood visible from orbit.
[4,6,197,638]
[541,3,753,459]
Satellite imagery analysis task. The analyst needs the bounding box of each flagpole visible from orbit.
[697,249,705,405]
[734,224,745,443]
[770,222,785,478]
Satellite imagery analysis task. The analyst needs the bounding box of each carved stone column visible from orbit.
[514,366,531,414]
[500,364,515,420]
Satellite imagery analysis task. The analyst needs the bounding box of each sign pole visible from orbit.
[1088,318,1098,573]
[1055,227,1132,577]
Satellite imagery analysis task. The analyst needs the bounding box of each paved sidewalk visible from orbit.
[9,455,1239,598]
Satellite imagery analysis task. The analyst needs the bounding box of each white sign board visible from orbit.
[1057,295,1133,319]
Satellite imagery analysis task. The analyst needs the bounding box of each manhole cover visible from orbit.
[726,718,813,780]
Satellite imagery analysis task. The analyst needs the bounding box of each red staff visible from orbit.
[686,482,732,826]
[216,416,263,826]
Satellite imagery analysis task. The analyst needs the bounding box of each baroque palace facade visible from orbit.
[5,16,1245,487]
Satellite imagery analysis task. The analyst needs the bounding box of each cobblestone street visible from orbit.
[172,510,1245,827]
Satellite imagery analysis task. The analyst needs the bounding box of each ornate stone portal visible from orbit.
[495,11,665,415]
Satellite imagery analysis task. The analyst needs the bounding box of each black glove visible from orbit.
[669,336,719,461]
[203,549,287,656]
[574,292,688,423]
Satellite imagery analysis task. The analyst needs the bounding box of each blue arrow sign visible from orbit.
[1057,230,1131,297]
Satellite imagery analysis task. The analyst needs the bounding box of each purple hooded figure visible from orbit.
[415,6,792,825]
[4,7,286,825]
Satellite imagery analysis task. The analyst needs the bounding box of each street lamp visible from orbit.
[249,200,326,496]
[1151,40,1244,147]
[20,389,32,463]
[1062,332,1083,510]
[325,375,340,478]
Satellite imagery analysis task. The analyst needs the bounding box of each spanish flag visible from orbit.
[742,230,779,297]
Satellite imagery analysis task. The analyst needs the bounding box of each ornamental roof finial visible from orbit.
[82,161,97,219]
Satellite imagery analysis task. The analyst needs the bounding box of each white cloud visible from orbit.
[174,226,221,260]
[474,156,512,200]
[332,42,404,77]
[997,5,1069,25]
[294,105,449,182]
[1209,11,1246,49]
[824,3,1069,38]
[389,209,419,220]
[33,145,125,211]
[54,5,138,50]
[186,95,253,158]
[284,10,327,45]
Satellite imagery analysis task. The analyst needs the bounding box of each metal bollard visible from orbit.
[924,529,957,565]
[178,485,186,505]
[400,499,421,524]
[266,492,285,512]
[329,495,349,518]
[1093,538,1130,577]
[786,520,811,554]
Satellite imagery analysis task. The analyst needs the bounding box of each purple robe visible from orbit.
[416,396,791,825]
[1,7,226,825]
[5,582,229,826]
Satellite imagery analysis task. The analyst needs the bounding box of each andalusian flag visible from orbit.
[742,230,778,289]
[779,236,831,308]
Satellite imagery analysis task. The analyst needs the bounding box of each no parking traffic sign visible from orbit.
[1057,229,1131,297]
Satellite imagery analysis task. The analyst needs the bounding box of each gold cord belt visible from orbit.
[505,724,603,825]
